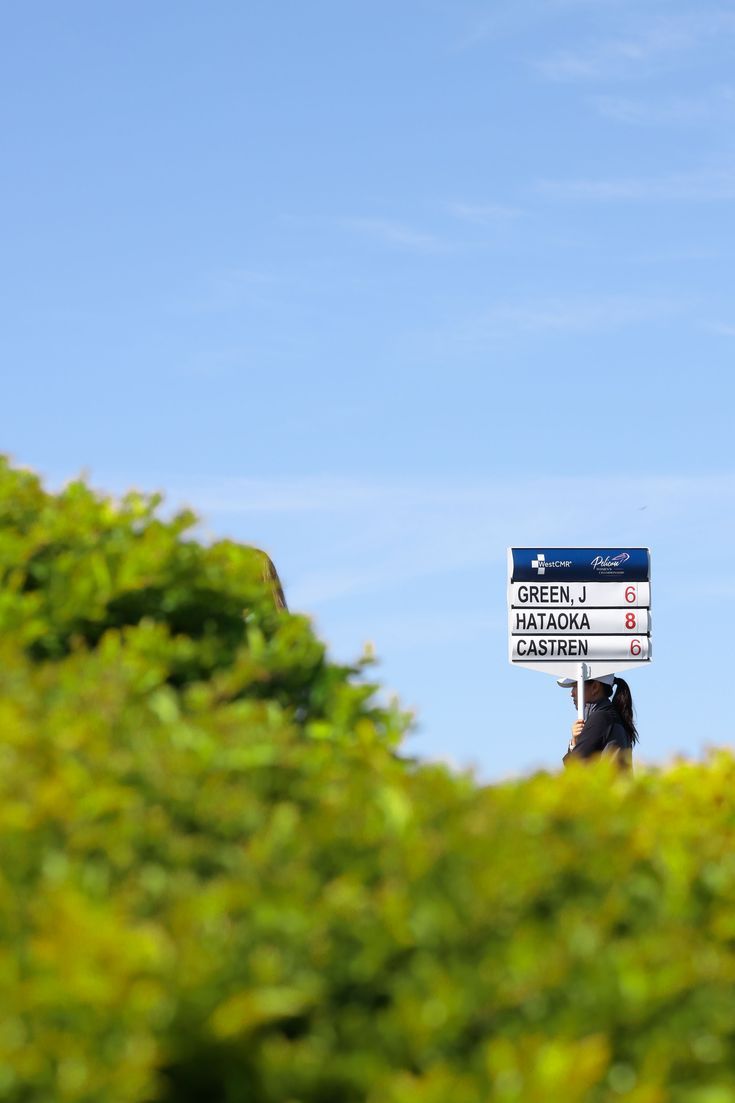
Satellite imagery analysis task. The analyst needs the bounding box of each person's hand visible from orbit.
[570,720,585,747]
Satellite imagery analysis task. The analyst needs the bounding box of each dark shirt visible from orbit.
[563,698,633,769]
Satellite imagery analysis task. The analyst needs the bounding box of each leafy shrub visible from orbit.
[1,458,734,1103]
[0,456,399,736]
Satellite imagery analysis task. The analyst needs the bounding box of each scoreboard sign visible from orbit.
[507,548,652,679]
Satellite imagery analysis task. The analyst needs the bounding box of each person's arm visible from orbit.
[562,709,610,765]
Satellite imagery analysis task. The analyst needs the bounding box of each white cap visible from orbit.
[557,674,616,688]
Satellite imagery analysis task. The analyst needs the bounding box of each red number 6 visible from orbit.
[625,586,636,604]
[630,639,642,656]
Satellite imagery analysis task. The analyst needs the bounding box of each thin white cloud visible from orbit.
[447,201,523,225]
[471,296,673,335]
[309,208,521,255]
[594,86,735,125]
[189,473,735,518]
[183,466,715,521]
[336,216,447,252]
[626,246,720,264]
[394,294,683,366]
[537,169,735,202]
[413,296,679,355]
[179,477,465,515]
[456,0,634,50]
[536,10,735,81]
[538,35,682,82]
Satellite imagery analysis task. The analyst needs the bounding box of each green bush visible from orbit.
[0,457,401,739]
[1,458,734,1103]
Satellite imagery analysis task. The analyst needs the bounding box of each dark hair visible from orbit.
[600,677,638,744]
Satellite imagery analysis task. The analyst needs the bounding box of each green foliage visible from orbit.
[1,458,734,1103]
[0,456,399,736]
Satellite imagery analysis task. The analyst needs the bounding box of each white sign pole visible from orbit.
[577,661,590,724]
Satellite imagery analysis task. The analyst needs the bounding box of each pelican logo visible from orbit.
[591,552,630,572]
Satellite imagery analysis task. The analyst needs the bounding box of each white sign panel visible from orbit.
[509,608,651,635]
[511,636,650,661]
[509,582,651,608]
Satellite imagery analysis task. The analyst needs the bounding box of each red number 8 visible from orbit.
[625,613,636,630]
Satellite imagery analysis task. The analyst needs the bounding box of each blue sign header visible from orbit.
[510,548,650,583]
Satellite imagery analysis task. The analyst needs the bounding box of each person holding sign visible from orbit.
[559,675,638,770]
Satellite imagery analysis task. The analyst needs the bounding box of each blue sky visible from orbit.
[2,0,734,779]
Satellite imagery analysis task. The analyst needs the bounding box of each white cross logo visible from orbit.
[531,553,546,575]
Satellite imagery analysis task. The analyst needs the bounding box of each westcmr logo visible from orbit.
[531,554,546,575]
[531,553,572,576]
